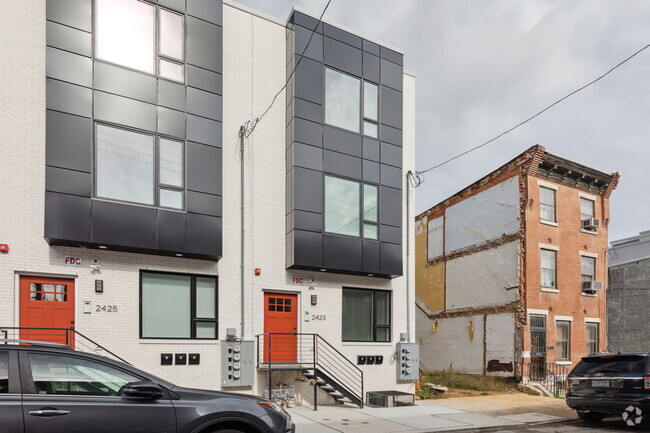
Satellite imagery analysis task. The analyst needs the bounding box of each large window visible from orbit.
[581,256,596,289]
[586,322,599,355]
[539,187,556,222]
[141,272,217,339]
[540,249,557,289]
[580,198,595,222]
[342,288,390,342]
[96,124,184,209]
[556,321,571,361]
[28,353,139,396]
[325,68,379,137]
[325,176,378,239]
[96,0,184,82]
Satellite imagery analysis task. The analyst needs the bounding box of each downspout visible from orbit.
[239,126,246,339]
[405,172,412,342]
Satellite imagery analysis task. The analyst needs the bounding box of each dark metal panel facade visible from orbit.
[286,11,403,278]
[45,0,223,261]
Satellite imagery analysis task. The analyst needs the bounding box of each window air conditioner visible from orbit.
[582,218,601,230]
[582,281,603,292]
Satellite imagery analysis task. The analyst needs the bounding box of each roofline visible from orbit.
[542,151,615,183]
[223,0,287,27]
[290,5,405,55]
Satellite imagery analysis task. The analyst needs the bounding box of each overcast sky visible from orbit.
[235,0,650,243]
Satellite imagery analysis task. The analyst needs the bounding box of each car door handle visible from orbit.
[28,409,70,417]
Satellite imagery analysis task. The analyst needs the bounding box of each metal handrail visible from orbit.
[256,332,363,409]
[0,327,130,365]
[530,361,569,397]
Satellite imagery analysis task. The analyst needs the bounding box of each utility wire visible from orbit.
[416,41,650,177]
[240,0,333,139]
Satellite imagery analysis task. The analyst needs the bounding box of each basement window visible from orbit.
[140,272,217,339]
[342,288,390,342]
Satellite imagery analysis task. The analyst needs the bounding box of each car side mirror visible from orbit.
[120,381,164,400]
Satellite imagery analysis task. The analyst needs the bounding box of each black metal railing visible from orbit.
[0,327,130,365]
[530,361,569,397]
[255,333,363,409]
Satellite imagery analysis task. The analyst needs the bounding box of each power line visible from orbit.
[240,0,333,139]
[416,41,650,177]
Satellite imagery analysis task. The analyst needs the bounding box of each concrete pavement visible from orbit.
[289,394,578,432]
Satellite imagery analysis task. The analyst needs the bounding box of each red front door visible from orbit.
[19,276,75,347]
[263,293,297,363]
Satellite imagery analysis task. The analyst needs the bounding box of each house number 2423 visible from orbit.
[311,315,326,321]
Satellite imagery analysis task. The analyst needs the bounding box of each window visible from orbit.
[96,124,184,209]
[141,272,217,339]
[539,187,556,222]
[0,352,7,394]
[325,176,378,239]
[581,256,596,288]
[556,321,571,361]
[325,69,360,133]
[324,68,378,137]
[28,353,139,396]
[96,0,184,82]
[540,249,557,289]
[363,82,379,138]
[342,288,390,342]
[586,322,599,355]
[580,197,595,222]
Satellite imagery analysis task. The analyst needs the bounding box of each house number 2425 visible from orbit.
[96,305,118,312]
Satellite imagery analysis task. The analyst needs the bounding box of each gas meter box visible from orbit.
[396,342,419,381]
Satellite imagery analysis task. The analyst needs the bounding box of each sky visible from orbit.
[234,0,650,243]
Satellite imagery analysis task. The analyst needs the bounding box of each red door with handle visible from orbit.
[263,293,297,363]
[19,276,75,347]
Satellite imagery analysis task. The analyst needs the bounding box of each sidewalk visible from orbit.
[288,394,577,433]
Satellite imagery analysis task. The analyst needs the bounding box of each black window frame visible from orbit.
[139,270,218,340]
[94,122,186,211]
[342,287,391,343]
[94,0,186,83]
[324,174,379,240]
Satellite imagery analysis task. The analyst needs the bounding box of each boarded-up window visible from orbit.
[427,217,443,260]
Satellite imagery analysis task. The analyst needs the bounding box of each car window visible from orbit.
[572,356,647,375]
[29,353,140,396]
[0,352,8,393]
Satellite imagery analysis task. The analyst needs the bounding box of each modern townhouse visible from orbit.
[0,0,416,407]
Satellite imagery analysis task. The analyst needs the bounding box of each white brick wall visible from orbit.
[0,0,416,401]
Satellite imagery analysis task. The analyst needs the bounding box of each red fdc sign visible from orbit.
[64,256,82,266]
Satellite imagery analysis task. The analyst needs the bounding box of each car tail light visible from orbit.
[644,375,650,391]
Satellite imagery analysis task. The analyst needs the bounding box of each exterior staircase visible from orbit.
[303,368,361,407]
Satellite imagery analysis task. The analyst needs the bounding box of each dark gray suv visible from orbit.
[0,340,294,433]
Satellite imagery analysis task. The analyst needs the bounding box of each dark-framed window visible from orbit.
[556,320,571,361]
[95,0,185,82]
[586,322,599,355]
[539,186,556,222]
[95,123,185,210]
[324,175,378,239]
[342,288,391,342]
[140,271,217,339]
[324,67,379,138]
[540,249,557,289]
[0,352,7,394]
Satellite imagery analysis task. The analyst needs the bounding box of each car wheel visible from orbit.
[212,430,246,433]
[577,410,606,423]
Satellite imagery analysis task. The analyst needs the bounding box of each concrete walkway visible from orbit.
[289,394,577,433]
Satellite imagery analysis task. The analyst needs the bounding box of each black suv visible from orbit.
[0,340,294,433]
[566,353,650,424]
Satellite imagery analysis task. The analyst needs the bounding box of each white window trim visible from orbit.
[540,220,559,227]
[585,317,601,323]
[578,191,597,201]
[580,251,598,258]
[541,287,559,293]
[581,228,598,236]
[581,292,598,298]
[539,243,559,251]
[528,309,548,316]
[537,180,558,190]
[556,360,573,365]
[555,315,573,322]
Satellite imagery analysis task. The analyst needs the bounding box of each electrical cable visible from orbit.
[240,0,333,139]
[415,41,650,178]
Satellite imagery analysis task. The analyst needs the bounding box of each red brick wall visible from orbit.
[523,175,609,374]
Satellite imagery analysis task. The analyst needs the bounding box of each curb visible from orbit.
[417,418,574,433]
